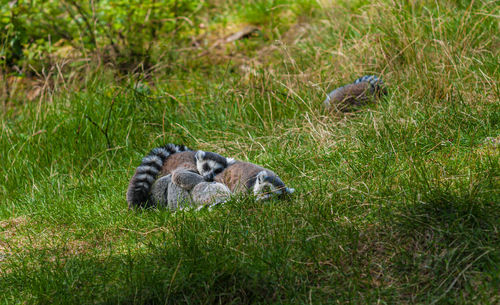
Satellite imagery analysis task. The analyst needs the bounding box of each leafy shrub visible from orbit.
[1,0,203,71]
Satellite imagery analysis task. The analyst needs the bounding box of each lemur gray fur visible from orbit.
[214,160,294,200]
[126,144,232,208]
[149,169,231,210]
[323,75,386,111]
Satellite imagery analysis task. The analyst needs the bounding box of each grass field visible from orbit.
[1,0,499,304]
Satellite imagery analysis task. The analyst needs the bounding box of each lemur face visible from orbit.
[253,171,295,200]
[195,151,233,181]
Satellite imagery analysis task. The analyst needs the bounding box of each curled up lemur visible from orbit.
[149,169,232,210]
[126,144,232,208]
[214,160,294,201]
[323,75,386,111]
[127,144,294,209]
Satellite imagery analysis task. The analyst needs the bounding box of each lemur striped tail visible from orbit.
[126,144,191,208]
[354,75,385,93]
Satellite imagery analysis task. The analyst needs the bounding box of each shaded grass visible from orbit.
[1,0,499,304]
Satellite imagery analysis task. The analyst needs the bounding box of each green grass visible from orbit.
[1,0,499,304]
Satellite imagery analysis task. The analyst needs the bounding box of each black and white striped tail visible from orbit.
[354,75,385,93]
[126,144,191,208]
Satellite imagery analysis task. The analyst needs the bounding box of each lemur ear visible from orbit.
[195,150,205,161]
[257,171,268,183]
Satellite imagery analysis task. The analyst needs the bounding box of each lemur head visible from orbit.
[195,150,234,181]
[253,170,294,201]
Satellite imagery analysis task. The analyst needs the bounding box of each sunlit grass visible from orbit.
[0,0,499,304]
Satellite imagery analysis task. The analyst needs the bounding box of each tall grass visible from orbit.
[0,0,498,304]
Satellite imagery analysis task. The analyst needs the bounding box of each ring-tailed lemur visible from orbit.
[126,144,233,208]
[323,75,386,111]
[149,169,231,210]
[214,161,294,200]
